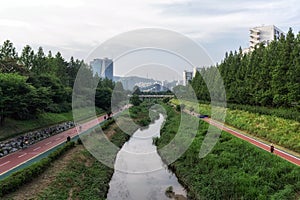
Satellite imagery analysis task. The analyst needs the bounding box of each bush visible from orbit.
[77,138,82,145]
[101,118,115,130]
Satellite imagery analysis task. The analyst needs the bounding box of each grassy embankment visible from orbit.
[171,99,300,154]
[17,102,156,200]
[0,107,105,141]
[155,104,300,199]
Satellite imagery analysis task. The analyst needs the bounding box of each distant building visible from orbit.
[193,67,202,78]
[183,70,193,86]
[176,80,182,86]
[243,25,284,53]
[90,59,102,77]
[139,82,169,93]
[103,58,113,80]
[90,58,113,80]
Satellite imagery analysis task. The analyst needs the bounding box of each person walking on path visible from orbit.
[270,144,275,153]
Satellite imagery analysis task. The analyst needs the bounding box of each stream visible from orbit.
[106,114,187,200]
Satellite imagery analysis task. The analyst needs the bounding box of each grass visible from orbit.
[0,107,105,142]
[156,104,300,199]
[35,102,156,199]
[170,99,300,154]
[37,147,114,200]
[0,142,76,197]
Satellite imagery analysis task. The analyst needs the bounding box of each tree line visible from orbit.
[190,28,300,110]
[0,40,121,126]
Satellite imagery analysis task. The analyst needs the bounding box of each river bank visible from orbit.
[155,104,300,199]
[2,102,155,199]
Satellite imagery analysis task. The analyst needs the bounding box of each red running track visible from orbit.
[203,118,300,166]
[0,115,106,176]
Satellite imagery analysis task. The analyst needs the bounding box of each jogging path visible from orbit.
[202,117,300,166]
[0,115,107,177]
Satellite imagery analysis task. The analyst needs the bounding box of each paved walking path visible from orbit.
[185,109,300,166]
[0,115,106,177]
[202,117,300,166]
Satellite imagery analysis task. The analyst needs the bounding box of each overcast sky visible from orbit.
[1,0,300,66]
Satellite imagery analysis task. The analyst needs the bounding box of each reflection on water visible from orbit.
[106,114,187,200]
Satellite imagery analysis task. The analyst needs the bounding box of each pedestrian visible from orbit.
[270,144,275,153]
[66,136,71,143]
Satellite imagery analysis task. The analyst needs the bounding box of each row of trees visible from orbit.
[190,28,300,109]
[0,40,119,126]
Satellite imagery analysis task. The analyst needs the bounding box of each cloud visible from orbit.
[0,0,299,62]
[0,19,30,28]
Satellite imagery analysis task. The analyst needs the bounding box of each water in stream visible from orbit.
[106,114,187,200]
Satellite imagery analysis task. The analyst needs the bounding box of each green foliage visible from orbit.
[77,137,82,145]
[38,148,113,200]
[162,97,170,103]
[37,103,153,199]
[190,28,300,109]
[156,104,300,199]
[0,73,48,124]
[171,99,300,153]
[0,40,116,128]
[101,118,115,130]
[227,103,300,122]
[0,112,72,141]
[130,94,141,106]
[95,87,112,111]
[132,86,141,95]
[0,142,75,197]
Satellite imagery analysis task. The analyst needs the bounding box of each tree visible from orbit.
[27,73,70,112]
[0,73,41,125]
[0,40,27,74]
[130,94,141,106]
[190,27,299,109]
[95,87,112,111]
[112,82,127,108]
[20,45,35,70]
[66,56,81,87]
[0,40,18,60]
[53,52,68,85]
[132,86,141,95]
[32,47,47,74]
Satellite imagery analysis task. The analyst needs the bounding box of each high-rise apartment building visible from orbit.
[243,25,284,53]
[90,58,113,80]
[183,70,193,86]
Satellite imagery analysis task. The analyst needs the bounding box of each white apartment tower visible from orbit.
[90,58,114,80]
[183,70,193,86]
[249,25,284,50]
[193,67,202,78]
